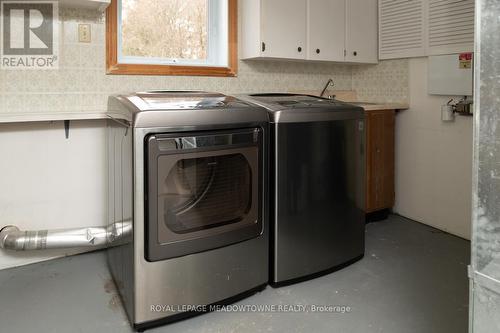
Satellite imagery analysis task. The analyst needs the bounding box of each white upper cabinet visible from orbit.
[427,0,474,55]
[261,0,307,59]
[307,0,345,62]
[345,0,378,63]
[241,0,379,64]
[378,0,475,59]
[379,0,426,59]
[241,0,307,60]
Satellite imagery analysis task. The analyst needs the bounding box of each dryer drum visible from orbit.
[163,154,252,234]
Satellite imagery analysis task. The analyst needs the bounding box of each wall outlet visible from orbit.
[78,24,91,43]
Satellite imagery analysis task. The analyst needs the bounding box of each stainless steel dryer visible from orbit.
[106,91,269,330]
[238,93,365,286]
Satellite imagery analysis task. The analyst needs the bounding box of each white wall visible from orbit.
[0,120,107,269]
[394,57,473,240]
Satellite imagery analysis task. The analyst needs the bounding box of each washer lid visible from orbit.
[238,93,364,123]
[243,93,347,110]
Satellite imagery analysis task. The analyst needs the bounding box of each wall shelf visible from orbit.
[0,111,129,124]
[4,0,110,11]
[58,0,111,12]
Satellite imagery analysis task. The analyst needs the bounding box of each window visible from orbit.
[106,0,237,76]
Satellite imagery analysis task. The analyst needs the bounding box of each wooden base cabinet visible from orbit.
[365,110,395,213]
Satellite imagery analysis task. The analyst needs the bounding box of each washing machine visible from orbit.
[239,93,366,286]
[106,91,269,330]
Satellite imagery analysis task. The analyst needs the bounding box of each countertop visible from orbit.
[347,102,409,111]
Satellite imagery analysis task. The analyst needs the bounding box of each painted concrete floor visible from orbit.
[0,215,469,333]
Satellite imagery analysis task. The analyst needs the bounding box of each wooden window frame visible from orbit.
[106,0,238,77]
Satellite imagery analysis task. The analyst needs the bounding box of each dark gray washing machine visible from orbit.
[239,94,366,286]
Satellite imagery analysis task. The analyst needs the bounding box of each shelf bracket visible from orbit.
[64,120,70,139]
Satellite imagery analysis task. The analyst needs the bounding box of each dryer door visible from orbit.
[145,128,263,261]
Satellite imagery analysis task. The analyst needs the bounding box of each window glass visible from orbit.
[118,0,228,67]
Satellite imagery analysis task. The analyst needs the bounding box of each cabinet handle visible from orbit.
[316,48,320,54]
[298,46,302,52]
[262,42,266,52]
[353,51,358,56]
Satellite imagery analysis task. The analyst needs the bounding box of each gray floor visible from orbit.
[0,215,470,333]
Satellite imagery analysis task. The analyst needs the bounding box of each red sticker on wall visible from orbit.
[459,53,473,69]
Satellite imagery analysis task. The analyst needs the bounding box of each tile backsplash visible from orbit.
[0,8,408,116]
[352,59,409,103]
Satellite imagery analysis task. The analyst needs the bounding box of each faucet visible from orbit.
[320,79,335,99]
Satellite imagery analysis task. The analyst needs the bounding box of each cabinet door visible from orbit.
[366,110,395,212]
[379,0,426,59]
[345,0,378,63]
[261,0,307,59]
[307,0,345,61]
[427,0,474,55]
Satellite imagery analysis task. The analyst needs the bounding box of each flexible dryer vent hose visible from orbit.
[0,221,132,251]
